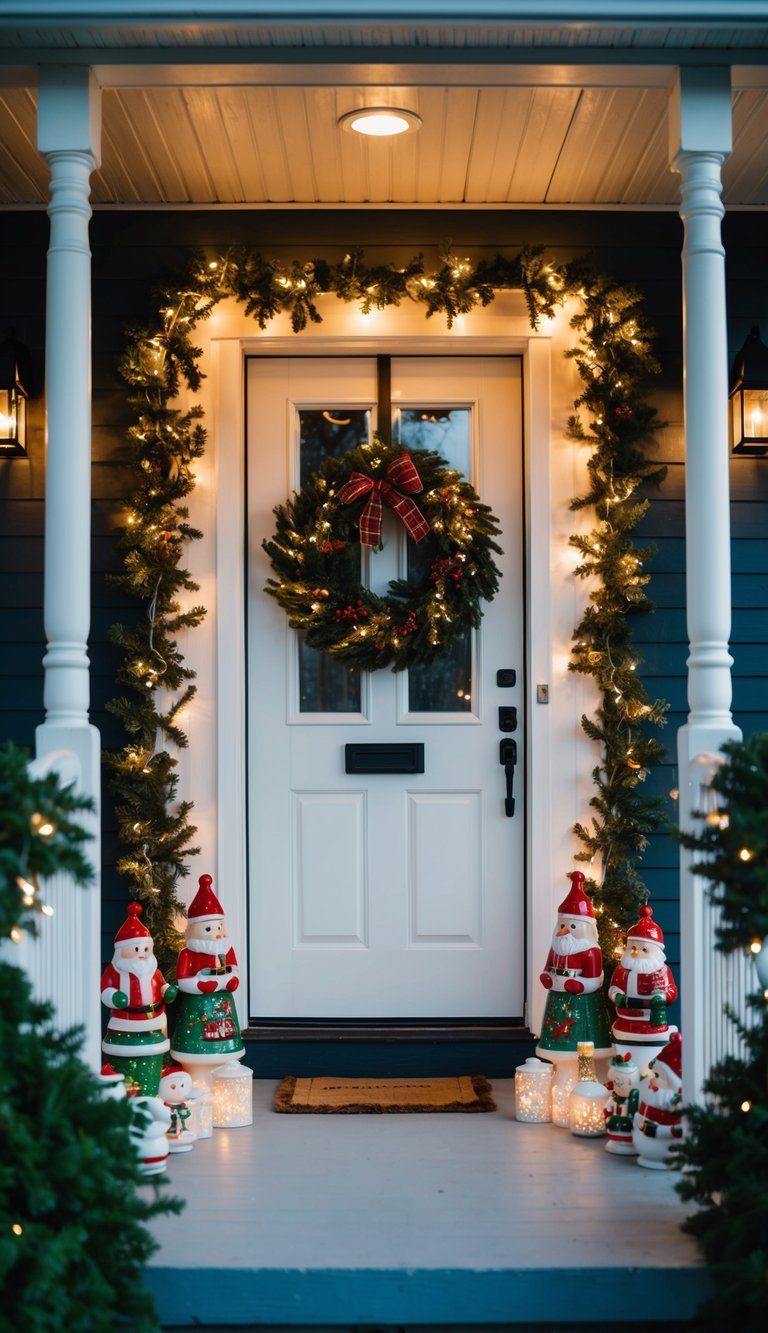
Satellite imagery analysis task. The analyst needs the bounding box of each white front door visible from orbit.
[246,354,524,1019]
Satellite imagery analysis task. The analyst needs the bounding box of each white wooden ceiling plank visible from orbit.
[181,87,248,202]
[95,88,186,203]
[271,87,318,202]
[334,92,372,203]
[239,89,293,202]
[141,88,216,202]
[218,87,269,202]
[506,87,581,202]
[592,88,669,203]
[0,89,47,202]
[463,89,526,203]
[303,87,344,202]
[546,87,657,203]
[434,86,477,202]
[724,89,768,202]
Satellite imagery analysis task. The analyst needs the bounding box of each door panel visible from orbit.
[247,355,524,1018]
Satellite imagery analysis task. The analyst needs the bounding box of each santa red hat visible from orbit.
[187,873,225,923]
[159,1064,186,1083]
[557,870,595,919]
[627,904,664,946]
[653,1032,682,1087]
[114,901,151,943]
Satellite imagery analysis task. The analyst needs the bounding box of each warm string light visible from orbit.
[111,245,662,962]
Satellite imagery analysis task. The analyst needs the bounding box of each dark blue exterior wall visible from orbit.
[1,208,766,1015]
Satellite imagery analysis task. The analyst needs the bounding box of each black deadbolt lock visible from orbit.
[498,706,517,733]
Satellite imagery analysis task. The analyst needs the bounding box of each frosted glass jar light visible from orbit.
[212,1061,253,1128]
[551,1061,578,1128]
[514,1057,553,1122]
[187,1086,213,1139]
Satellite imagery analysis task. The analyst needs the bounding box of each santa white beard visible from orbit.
[113,951,157,979]
[551,929,595,956]
[620,949,664,973]
[112,950,159,1008]
[186,933,231,956]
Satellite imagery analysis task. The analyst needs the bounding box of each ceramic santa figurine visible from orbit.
[100,902,177,1095]
[609,904,678,1072]
[97,1062,171,1176]
[603,1050,640,1154]
[535,870,613,1066]
[158,1064,196,1153]
[632,1032,684,1169]
[170,874,245,1085]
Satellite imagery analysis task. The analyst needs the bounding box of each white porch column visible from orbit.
[670,67,741,1101]
[35,66,102,1069]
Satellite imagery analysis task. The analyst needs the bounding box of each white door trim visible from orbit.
[188,293,589,1035]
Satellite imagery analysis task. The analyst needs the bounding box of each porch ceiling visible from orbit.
[2,74,768,209]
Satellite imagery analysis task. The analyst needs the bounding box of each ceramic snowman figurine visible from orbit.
[158,1064,197,1153]
[98,1062,171,1176]
[632,1032,684,1169]
[603,1051,640,1154]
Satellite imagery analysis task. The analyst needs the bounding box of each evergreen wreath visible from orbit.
[263,438,502,671]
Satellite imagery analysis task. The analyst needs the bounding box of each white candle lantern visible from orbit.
[212,1061,253,1128]
[187,1086,214,1139]
[514,1057,553,1122]
[551,1061,578,1128]
[569,1040,608,1137]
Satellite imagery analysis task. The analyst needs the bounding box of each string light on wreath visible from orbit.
[262,439,502,672]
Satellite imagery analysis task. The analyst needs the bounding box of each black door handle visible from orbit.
[499,738,517,817]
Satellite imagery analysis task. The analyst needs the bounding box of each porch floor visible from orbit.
[144,1079,707,1328]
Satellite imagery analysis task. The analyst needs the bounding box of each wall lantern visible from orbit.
[0,332,33,457]
[729,325,768,456]
[338,107,422,138]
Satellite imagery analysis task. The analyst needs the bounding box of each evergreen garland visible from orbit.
[672,732,768,1332]
[108,242,666,965]
[0,742,179,1332]
[565,271,669,965]
[262,439,502,671]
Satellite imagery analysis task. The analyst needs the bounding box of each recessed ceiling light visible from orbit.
[338,107,422,138]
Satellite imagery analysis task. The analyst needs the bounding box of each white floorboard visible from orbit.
[146,1079,702,1274]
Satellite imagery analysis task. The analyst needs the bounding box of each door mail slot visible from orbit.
[345,743,425,775]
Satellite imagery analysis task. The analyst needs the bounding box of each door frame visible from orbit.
[186,291,590,1037]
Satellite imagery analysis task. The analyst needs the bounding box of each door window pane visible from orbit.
[395,408,473,714]
[297,407,370,712]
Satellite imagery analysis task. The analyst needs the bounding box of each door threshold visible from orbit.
[243,1020,529,1042]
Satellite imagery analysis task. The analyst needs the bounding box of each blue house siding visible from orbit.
[1,208,766,1048]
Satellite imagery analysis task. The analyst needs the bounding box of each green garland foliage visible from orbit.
[109,241,666,963]
[263,439,502,671]
[565,271,669,963]
[0,742,179,1333]
[672,732,768,1331]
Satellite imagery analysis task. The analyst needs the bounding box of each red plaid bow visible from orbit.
[338,453,429,547]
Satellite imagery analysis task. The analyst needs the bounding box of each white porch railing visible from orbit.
[698,880,755,1083]
[13,748,101,1070]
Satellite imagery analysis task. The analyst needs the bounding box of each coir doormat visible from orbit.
[273,1074,496,1114]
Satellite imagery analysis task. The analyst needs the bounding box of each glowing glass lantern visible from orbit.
[0,333,32,457]
[187,1086,214,1139]
[568,1041,609,1137]
[729,326,768,456]
[514,1056,553,1122]
[551,1061,578,1128]
[212,1061,253,1128]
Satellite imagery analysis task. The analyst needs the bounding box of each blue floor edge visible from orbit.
[145,1266,709,1326]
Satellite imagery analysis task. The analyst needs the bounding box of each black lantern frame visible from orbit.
[0,332,33,457]
[729,325,768,457]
